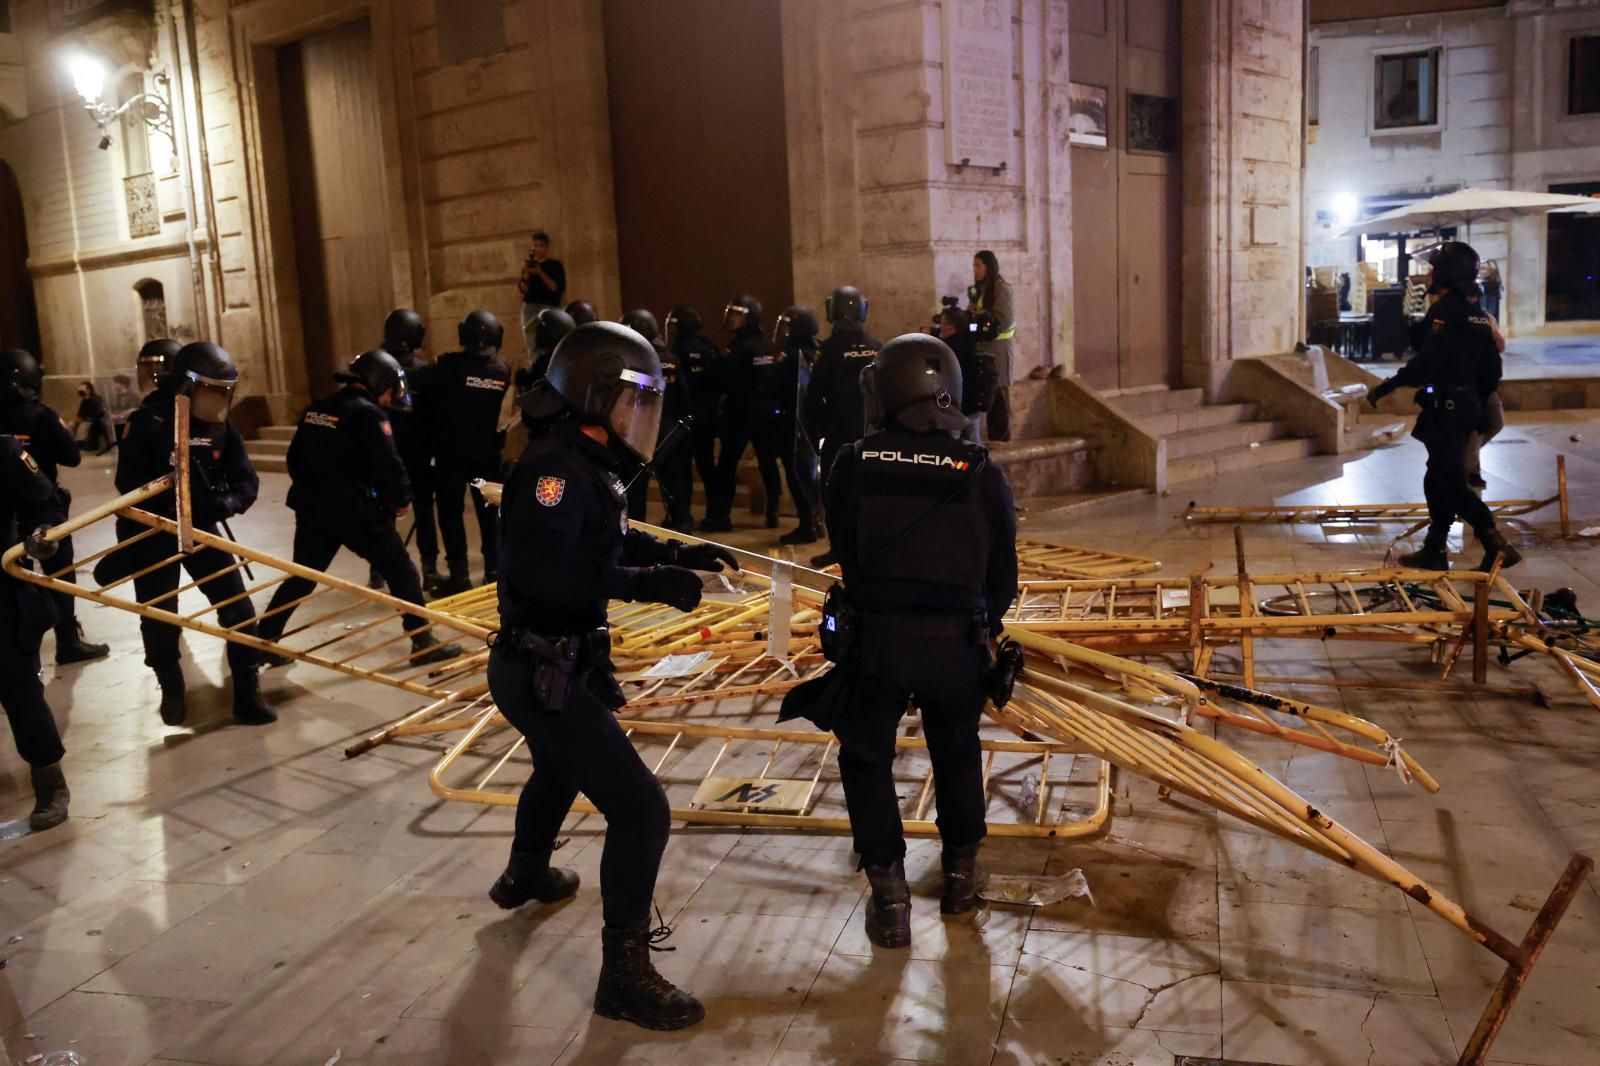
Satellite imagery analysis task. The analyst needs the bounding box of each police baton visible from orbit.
[191,464,255,580]
[624,416,693,495]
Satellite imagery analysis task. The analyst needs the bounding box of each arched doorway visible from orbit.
[0,159,42,356]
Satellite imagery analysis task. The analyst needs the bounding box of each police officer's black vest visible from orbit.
[852,429,989,611]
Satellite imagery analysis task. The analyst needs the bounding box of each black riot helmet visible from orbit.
[663,305,701,347]
[0,349,43,405]
[565,300,599,326]
[137,338,181,392]
[338,349,410,408]
[723,295,763,333]
[825,285,869,326]
[1426,241,1481,298]
[620,308,660,342]
[458,309,505,355]
[525,306,575,359]
[532,322,667,462]
[168,341,240,425]
[870,333,965,435]
[773,305,819,349]
[382,308,427,358]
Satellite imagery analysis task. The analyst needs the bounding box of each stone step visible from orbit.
[255,455,288,474]
[1163,419,1288,461]
[250,439,291,459]
[1133,402,1259,438]
[1014,487,1148,519]
[1166,436,1317,485]
[1105,386,1205,417]
[987,435,1093,498]
[257,425,296,442]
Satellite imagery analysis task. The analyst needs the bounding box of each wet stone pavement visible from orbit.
[0,411,1597,1065]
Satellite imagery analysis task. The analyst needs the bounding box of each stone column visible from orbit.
[1182,0,1305,398]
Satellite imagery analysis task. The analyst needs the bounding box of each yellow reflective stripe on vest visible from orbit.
[996,327,1016,340]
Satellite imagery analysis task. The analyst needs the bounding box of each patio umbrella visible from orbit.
[1340,187,1600,239]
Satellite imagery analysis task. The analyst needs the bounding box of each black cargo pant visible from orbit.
[401,456,439,567]
[257,516,430,642]
[1420,406,1496,546]
[1,584,65,768]
[656,433,694,528]
[774,417,816,531]
[119,518,259,673]
[690,410,719,518]
[835,620,990,868]
[489,645,670,928]
[710,421,782,523]
[435,462,498,573]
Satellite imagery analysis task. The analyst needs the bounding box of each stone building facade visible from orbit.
[1306,0,1600,334]
[0,0,1306,426]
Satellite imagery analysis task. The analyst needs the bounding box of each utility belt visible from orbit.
[821,586,988,665]
[1417,384,1477,413]
[490,625,611,712]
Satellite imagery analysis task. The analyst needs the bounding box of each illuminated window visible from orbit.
[1374,49,1439,130]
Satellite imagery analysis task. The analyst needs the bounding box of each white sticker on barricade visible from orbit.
[767,558,797,676]
[640,651,714,679]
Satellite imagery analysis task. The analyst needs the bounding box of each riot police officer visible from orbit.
[256,351,463,667]
[1,435,71,830]
[137,338,181,398]
[804,284,882,500]
[705,296,782,532]
[377,309,441,590]
[518,306,577,392]
[0,349,110,665]
[565,300,600,327]
[791,333,1019,948]
[619,309,693,529]
[490,321,738,1030]
[100,342,273,726]
[1369,241,1521,572]
[665,306,721,526]
[773,306,822,544]
[418,309,511,595]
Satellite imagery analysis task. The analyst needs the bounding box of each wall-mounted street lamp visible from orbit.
[66,53,174,152]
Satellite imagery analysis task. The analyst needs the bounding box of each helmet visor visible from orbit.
[723,303,750,331]
[772,313,792,349]
[389,369,412,411]
[663,312,679,348]
[608,368,666,463]
[190,380,235,425]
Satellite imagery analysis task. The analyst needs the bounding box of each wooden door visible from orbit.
[601,0,793,337]
[0,161,41,357]
[277,18,392,397]
[1069,0,1181,390]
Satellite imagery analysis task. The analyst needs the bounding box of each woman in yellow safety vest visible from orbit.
[968,249,1016,441]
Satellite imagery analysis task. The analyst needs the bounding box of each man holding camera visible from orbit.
[518,231,567,326]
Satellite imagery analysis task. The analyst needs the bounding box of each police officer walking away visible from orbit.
[102,342,274,726]
[620,308,693,529]
[0,349,110,665]
[419,310,511,596]
[804,286,882,561]
[799,333,1019,948]
[137,338,181,399]
[256,351,462,667]
[705,296,782,532]
[665,305,721,527]
[377,308,441,591]
[490,321,739,1029]
[773,305,822,544]
[1,435,72,830]
[1368,241,1521,572]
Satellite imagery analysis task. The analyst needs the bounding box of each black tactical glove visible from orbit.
[1367,379,1396,408]
[672,541,740,573]
[24,527,58,562]
[635,566,704,612]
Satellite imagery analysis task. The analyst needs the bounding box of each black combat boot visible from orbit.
[29,762,69,832]
[431,557,473,598]
[765,508,779,529]
[699,515,733,534]
[420,559,443,593]
[488,851,580,910]
[411,630,464,666]
[809,549,838,569]
[54,621,110,666]
[154,664,188,727]
[940,841,988,916]
[594,923,706,1030]
[231,666,277,726]
[779,525,818,546]
[1475,528,1523,574]
[1398,538,1450,571]
[862,860,912,948]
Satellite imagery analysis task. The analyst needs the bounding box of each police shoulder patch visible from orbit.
[380,419,393,436]
[535,475,566,507]
[20,449,39,474]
